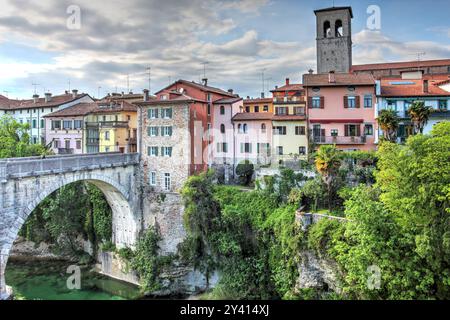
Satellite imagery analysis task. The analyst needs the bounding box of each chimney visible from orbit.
[286,78,290,86]
[328,71,336,83]
[44,92,52,103]
[275,85,278,89]
[202,78,208,86]
[71,89,78,98]
[308,69,314,74]
[65,90,69,94]
[246,96,250,99]
[33,94,39,104]
[261,92,265,98]
[423,80,429,93]
[143,89,150,102]
[228,89,234,94]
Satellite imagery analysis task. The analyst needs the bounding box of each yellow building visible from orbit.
[271,80,308,161]
[243,97,274,113]
[84,101,138,153]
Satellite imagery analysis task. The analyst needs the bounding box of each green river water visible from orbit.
[5,260,143,300]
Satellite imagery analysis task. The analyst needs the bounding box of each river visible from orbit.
[5,260,143,300]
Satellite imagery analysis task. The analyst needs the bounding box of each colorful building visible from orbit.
[0,90,93,145]
[136,79,238,193]
[271,78,308,161]
[303,72,377,151]
[376,75,450,143]
[243,97,273,113]
[44,103,97,154]
[84,101,138,154]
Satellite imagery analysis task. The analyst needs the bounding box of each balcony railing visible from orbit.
[99,121,129,128]
[312,136,367,145]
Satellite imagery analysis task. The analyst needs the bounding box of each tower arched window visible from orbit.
[324,21,331,38]
[220,124,225,134]
[335,20,343,37]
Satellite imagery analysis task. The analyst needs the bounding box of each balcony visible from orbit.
[312,136,367,145]
[127,137,137,145]
[99,121,129,128]
[86,138,100,146]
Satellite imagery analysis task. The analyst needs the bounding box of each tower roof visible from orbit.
[314,6,353,18]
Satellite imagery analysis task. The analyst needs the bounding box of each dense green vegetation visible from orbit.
[180,122,450,300]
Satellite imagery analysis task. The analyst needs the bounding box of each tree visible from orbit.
[235,160,255,186]
[407,101,433,134]
[377,109,399,142]
[315,145,342,210]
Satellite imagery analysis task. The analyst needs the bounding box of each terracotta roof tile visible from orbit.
[0,93,90,110]
[44,103,98,117]
[303,73,375,86]
[232,112,273,121]
[243,98,273,104]
[380,76,450,97]
[155,79,236,97]
[351,59,450,72]
[213,97,243,104]
[271,84,304,92]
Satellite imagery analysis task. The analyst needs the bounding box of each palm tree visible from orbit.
[408,101,433,134]
[377,109,399,142]
[315,145,342,211]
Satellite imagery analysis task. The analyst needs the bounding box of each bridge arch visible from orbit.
[0,153,141,299]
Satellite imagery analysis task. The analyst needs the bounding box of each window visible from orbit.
[162,108,172,119]
[335,20,343,37]
[162,126,173,137]
[439,100,448,110]
[331,129,338,137]
[344,124,361,137]
[127,115,131,121]
[276,146,283,156]
[387,101,397,111]
[161,146,173,157]
[104,131,110,140]
[32,119,37,129]
[293,107,305,115]
[32,136,38,144]
[105,147,110,152]
[148,126,159,137]
[241,143,252,153]
[148,108,159,119]
[261,123,266,133]
[324,21,331,38]
[254,106,259,113]
[364,95,373,108]
[207,93,212,102]
[164,173,171,191]
[207,104,211,116]
[273,126,287,135]
[148,146,158,156]
[364,124,374,136]
[217,143,228,153]
[312,97,321,108]
[74,120,82,129]
[220,124,225,134]
[54,139,60,148]
[299,147,306,155]
[245,106,250,113]
[238,123,248,134]
[52,120,61,130]
[263,105,269,112]
[220,106,225,115]
[275,107,288,115]
[295,126,306,135]
[65,140,71,149]
[40,119,44,129]
[76,140,81,149]
[160,95,168,100]
[63,120,72,130]
[150,172,156,186]
[347,96,356,108]
[257,143,270,156]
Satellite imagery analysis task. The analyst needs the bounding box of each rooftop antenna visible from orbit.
[261,69,267,97]
[31,82,40,95]
[97,86,102,99]
[201,61,209,79]
[146,67,152,93]
[68,79,71,91]
[127,74,130,93]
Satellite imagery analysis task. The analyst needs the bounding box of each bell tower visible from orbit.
[315,6,353,74]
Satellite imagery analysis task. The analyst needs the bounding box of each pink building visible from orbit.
[211,97,243,166]
[303,72,377,151]
[232,113,273,166]
[44,103,97,154]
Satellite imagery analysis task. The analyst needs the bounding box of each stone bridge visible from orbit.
[0,152,141,299]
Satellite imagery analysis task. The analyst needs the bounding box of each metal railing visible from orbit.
[312,135,367,144]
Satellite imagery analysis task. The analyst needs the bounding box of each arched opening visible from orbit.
[1,178,138,300]
[324,21,331,38]
[335,20,343,37]
[220,124,226,134]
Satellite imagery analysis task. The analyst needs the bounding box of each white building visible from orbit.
[0,90,93,145]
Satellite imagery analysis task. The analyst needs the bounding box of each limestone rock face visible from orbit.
[295,250,341,294]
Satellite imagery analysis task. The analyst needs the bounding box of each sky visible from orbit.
[0,0,449,100]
